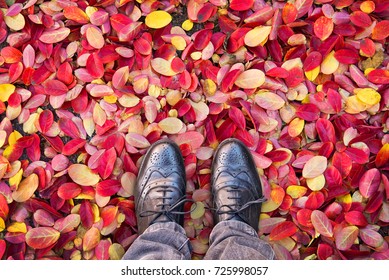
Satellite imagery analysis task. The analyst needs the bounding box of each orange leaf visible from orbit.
[314,16,333,41]
[25,227,60,249]
[376,143,389,167]
[63,6,89,24]
[269,221,298,241]
[12,173,39,202]
[83,227,101,251]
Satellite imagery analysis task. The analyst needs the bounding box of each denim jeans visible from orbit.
[122,220,275,260]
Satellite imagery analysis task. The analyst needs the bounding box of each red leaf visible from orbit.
[43,80,68,96]
[25,227,60,249]
[80,200,94,229]
[95,239,111,260]
[57,183,82,200]
[305,191,325,210]
[324,166,342,188]
[359,168,381,199]
[334,49,359,64]
[96,180,121,197]
[296,208,313,228]
[332,151,352,178]
[230,0,254,11]
[317,243,333,260]
[344,147,369,164]
[296,103,320,121]
[58,118,81,139]
[86,53,104,79]
[295,0,313,18]
[367,69,389,84]
[97,147,117,179]
[0,240,5,259]
[62,139,86,156]
[0,194,9,219]
[216,119,237,142]
[344,211,368,227]
[38,110,54,134]
[314,16,334,41]
[101,206,118,227]
[365,191,384,214]
[376,143,389,167]
[311,210,333,237]
[335,226,359,251]
[350,11,372,28]
[316,118,336,144]
[303,51,322,71]
[110,14,132,33]
[53,214,81,233]
[282,2,298,24]
[228,106,246,130]
[269,221,298,241]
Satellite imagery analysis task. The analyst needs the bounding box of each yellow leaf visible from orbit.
[91,203,100,223]
[345,95,367,114]
[151,58,177,76]
[190,202,205,219]
[86,27,104,49]
[321,50,339,75]
[203,79,217,96]
[158,117,184,134]
[109,243,125,260]
[182,19,193,31]
[286,185,308,199]
[145,10,172,29]
[68,164,100,186]
[305,66,320,81]
[244,26,272,47]
[4,13,25,31]
[171,36,186,51]
[0,217,4,232]
[354,88,381,106]
[12,173,39,202]
[288,117,305,138]
[7,222,27,233]
[235,69,265,89]
[9,168,23,188]
[0,84,16,102]
[306,174,326,191]
[118,93,140,108]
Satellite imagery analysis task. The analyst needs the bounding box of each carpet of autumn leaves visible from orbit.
[0,0,389,260]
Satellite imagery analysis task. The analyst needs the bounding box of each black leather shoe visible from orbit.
[211,138,265,231]
[135,139,188,234]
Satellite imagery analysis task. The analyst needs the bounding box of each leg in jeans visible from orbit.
[207,139,275,260]
[204,220,275,260]
[122,222,191,260]
[122,139,191,260]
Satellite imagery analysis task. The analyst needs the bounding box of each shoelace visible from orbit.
[214,196,267,216]
[138,187,195,221]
